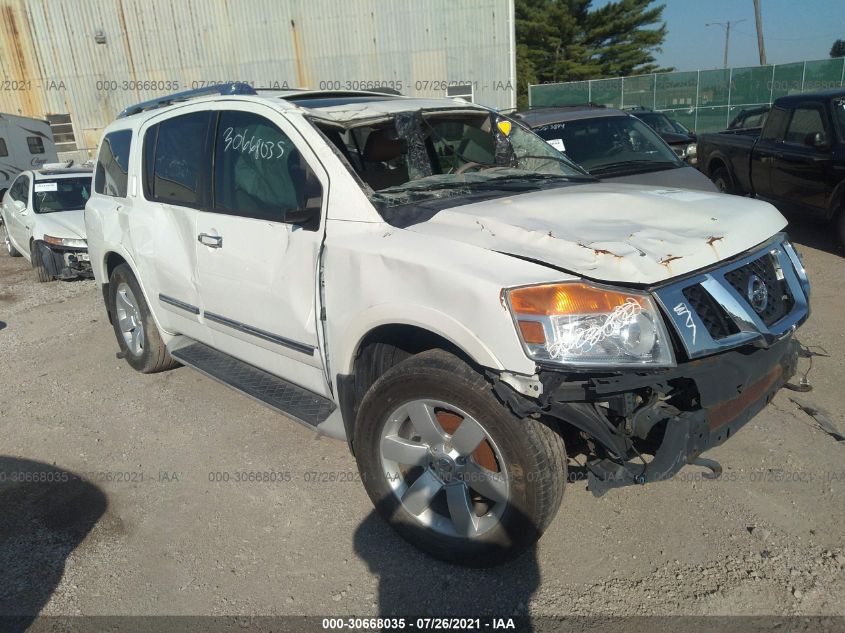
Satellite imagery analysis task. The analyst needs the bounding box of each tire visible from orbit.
[31,242,54,282]
[354,349,567,566]
[710,166,736,194]
[3,224,21,257]
[108,263,178,373]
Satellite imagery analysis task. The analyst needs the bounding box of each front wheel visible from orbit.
[31,242,53,282]
[108,264,177,373]
[354,349,567,566]
[3,224,21,257]
[710,166,736,194]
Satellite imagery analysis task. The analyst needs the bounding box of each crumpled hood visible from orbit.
[37,209,86,241]
[405,183,787,284]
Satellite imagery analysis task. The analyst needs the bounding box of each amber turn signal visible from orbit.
[517,320,546,344]
[508,283,646,316]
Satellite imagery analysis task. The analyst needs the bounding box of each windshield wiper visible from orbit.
[590,160,680,175]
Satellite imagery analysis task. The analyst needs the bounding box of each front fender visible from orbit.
[337,303,512,375]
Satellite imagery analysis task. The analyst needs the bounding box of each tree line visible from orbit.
[515,0,671,108]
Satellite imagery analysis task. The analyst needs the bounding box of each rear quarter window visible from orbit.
[95,130,133,197]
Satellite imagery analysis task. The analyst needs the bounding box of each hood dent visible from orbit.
[406,185,786,284]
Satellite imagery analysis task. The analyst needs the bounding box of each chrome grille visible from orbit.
[682,284,739,340]
[653,235,810,360]
[723,252,794,327]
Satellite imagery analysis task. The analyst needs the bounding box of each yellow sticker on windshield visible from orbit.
[497,120,512,136]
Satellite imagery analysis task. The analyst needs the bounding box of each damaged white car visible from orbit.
[85,85,810,566]
[2,165,93,281]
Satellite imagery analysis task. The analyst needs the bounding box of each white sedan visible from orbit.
[1,166,93,282]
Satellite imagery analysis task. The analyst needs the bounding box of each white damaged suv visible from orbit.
[86,85,810,565]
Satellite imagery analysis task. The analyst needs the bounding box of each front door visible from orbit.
[195,106,328,395]
[771,103,836,213]
[5,175,31,251]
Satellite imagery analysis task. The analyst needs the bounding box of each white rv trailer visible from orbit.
[0,113,59,196]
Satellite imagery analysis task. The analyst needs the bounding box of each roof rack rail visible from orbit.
[117,82,257,118]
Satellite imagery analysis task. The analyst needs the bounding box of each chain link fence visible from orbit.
[528,57,845,132]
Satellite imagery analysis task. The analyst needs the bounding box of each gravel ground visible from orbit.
[0,218,843,623]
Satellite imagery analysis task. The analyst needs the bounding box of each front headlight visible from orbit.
[43,235,87,248]
[685,143,697,160]
[504,282,675,367]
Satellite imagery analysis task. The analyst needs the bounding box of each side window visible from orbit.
[12,176,29,204]
[146,112,210,206]
[0,137,7,157]
[761,106,789,141]
[8,179,21,201]
[27,136,45,154]
[784,106,826,145]
[95,130,133,197]
[213,110,320,221]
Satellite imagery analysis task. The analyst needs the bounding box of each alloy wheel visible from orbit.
[115,282,145,356]
[379,399,510,538]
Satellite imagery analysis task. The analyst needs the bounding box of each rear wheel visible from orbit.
[711,166,736,194]
[31,242,53,282]
[2,225,21,257]
[836,206,845,250]
[354,349,567,566]
[109,264,177,373]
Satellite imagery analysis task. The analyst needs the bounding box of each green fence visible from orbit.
[528,57,845,132]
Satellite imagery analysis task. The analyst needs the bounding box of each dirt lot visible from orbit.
[1,218,844,624]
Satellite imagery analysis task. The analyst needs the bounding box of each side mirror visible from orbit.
[805,131,830,150]
[283,168,322,229]
[13,200,26,213]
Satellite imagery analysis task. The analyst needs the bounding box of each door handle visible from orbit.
[198,233,223,248]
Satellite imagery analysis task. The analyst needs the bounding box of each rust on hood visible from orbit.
[578,242,623,258]
[659,254,682,266]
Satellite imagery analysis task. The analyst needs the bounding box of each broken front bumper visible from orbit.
[34,241,93,280]
[494,237,810,497]
[496,333,800,497]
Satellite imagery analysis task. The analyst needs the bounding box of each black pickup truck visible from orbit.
[697,89,845,247]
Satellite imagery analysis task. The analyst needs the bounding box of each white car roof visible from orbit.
[111,90,487,129]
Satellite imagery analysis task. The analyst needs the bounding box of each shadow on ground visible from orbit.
[354,507,539,629]
[0,321,6,331]
[0,457,107,632]
[783,214,843,257]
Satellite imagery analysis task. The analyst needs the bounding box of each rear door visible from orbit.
[135,108,213,343]
[194,105,329,395]
[770,102,835,213]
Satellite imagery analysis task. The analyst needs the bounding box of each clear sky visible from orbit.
[592,0,844,71]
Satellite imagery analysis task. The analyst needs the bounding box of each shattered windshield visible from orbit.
[315,109,592,209]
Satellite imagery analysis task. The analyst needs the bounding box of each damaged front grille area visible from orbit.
[724,252,794,327]
[681,284,739,340]
[654,234,809,360]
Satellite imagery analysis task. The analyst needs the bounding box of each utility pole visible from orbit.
[706,19,747,68]
[753,0,767,65]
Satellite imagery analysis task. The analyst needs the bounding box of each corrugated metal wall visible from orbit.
[0,0,515,159]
